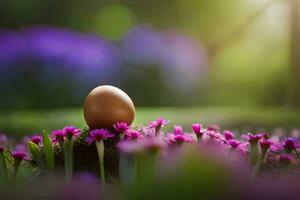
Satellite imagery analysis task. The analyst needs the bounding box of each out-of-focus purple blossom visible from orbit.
[0,31,25,65]
[224,130,235,140]
[113,122,130,134]
[0,134,7,152]
[259,139,273,151]
[51,129,66,144]
[86,129,114,145]
[124,130,144,141]
[122,26,208,92]
[63,126,80,139]
[30,135,42,145]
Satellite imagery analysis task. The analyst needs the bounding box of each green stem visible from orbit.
[64,136,73,182]
[249,143,259,166]
[96,141,105,184]
[12,158,22,184]
[0,152,8,184]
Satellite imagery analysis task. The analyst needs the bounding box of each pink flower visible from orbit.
[63,126,80,138]
[192,123,204,137]
[166,125,196,144]
[283,137,300,153]
[223,130,235,140]
[86,129,114,145]
[12,144,30,161]
[124,130,144,141]
[147,117,169,129]
[30,135,42,145]
[51,129,66,144]
[259,139,273,151]
[113,122,130,133]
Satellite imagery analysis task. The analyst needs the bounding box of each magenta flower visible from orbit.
[86,129,114,145]
[51,129,66,144]
[259,139,273,151]
[63,126,81,138]
[30,135,42,145]
[11,151,28,160]
[283,137,300,153]
[223,130,235,140]
[12,144,29,161]
[113,122,130,133]
[166,134,195,144]
[124,130,144,141]
[192,123,204,138]
[147,117,169,129]
[227,139,248,154]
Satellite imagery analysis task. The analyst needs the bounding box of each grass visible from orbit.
[1,106,300,138]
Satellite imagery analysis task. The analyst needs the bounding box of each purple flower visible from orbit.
[192,123,203,137]
[11,151,28,160]
[51,129,66,144]
[223,130,235,140]
[227,139,248,154]
[283,137,300,153]
[30,135,42,145]
[63,126,80,138]
[124,130,144,141]
[86,129,114,145]
[113,122,130,133]
[11,144,29,160]
[148,117,169,129]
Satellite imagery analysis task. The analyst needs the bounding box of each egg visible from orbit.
[83,85,135,129]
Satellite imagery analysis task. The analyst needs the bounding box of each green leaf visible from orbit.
[28,141,42,161]
[42,130,55,170]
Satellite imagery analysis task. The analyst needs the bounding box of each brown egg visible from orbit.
[83,85,135,129]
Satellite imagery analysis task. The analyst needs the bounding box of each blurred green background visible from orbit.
[1,0,300,136]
